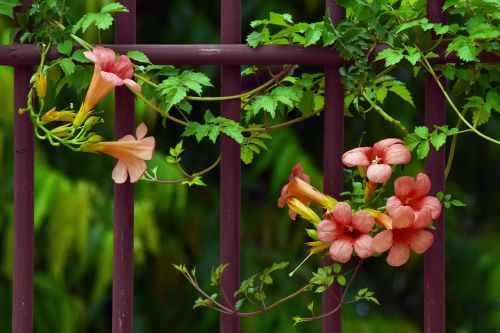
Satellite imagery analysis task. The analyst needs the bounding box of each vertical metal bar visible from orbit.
[12,66,34,333]
[112,1,136,332]
[220,0,241,332]
[323,2,345,332]
[425,2,446,333]
[12,1,34,332]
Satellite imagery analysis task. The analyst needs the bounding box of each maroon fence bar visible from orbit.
[322,2,345,332]
[12,1,34,333]
[12,65,34,333]
[112,1,137,332]
[7,0,500,332]
[219,0,242,332]
[1,44,498,66]
[424,2,447,333]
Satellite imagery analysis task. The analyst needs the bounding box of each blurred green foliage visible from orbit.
[1,0,500,332]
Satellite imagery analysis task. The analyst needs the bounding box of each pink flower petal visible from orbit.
[386,241,410,266]
[101,71,125,86]
[390,206,414,229]
[112,55,134,79]
[332,202,352,225]
[372,230,393,253]
[408,229,434,254]
[394,176,416,198]
[414,196,442,220]
[84,51,97,62]
[329,238,354,264]
[354,234,374,259]
[93,46,117,70]
[124,79,141,93]
[382,142,411,165]
[126,158,147,183]
[136,122,148,139]
[367,163,392,183]
[413,207,433,229]
[342,147,372,167]
[317,220,340,243]
[112,160,128,184]
[412,173,431,198]
[352,211,375,233]
[290,163,310,183]
[373,138,404,153]
[385,196,402,216]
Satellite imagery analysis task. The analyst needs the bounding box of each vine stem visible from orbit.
[144,155,221,184]
[420,56,500,145]
[242,108,324,133]
[444,110,469,180]
[361,92,408,134]
[126,86,188,126]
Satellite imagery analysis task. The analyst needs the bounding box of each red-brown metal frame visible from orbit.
[5,0,499,332]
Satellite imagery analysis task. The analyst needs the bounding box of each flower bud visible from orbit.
[35,73,47,98]
[83,116,101,130]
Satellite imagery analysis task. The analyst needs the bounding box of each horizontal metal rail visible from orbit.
[1,44,498,66]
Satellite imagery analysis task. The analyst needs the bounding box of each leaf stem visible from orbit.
[361,92,408,134]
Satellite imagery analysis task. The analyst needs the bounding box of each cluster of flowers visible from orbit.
[36,46,155,183]
[278,139,442,266]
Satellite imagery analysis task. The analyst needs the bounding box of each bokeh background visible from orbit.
[1,0,499,332]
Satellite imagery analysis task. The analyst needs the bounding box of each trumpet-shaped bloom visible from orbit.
[41,107,76,124]
[386,173,442,224]
[372,206,434,266]
[342,138,411,183]
[74,46,141,126]
[278,164,336,219]
[317,202,375,263]
[83,122,155,183]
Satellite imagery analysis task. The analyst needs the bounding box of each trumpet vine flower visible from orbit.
[342,138,411,184]
[278,164,336,219]
[74,46,141,127]
[82,122,155,184]
[372,205,434,266]
[386,173,442,224]
[317,202,375,263]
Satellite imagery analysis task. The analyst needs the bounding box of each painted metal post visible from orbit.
[322,1,345,332]
[112,1,136,332]
[425,1,446,332]
[220,0,241,332]
[12,1,34,332]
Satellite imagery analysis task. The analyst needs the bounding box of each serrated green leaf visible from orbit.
[430,132,447,150]
[374,48,404,67]
[58,58,76,76]
[127,51,152,64]
[221,125,244,144]
[415,126,429,140]
[417,141,430,159]
[304,23,322,47]
[71,50,92,63]
[0,0,20,18]
[396,18,429,33]
[94,13,113,30]
[57,41,73,56]
[388,83,414,107]
[252,95,277,118]
[472,108,491,127]
[446,36,478,62]
[247,31,264,48]
[100,2,128,13]
[269,12,293,26]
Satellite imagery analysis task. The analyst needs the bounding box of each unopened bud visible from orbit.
[35,73,47,98]
[84,116,101,130]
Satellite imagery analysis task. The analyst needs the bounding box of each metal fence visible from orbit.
[1,0,498,332]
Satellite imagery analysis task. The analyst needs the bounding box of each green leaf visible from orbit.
[417,141,430,159]
[100,2,128,13]
[396,18,429,33]
[450,199,466,207]
[269,12,293,26]
[358,288,368,296]
[333,263,341,274]
[71,50,92,63]
[58,58,76,77]
[405,133,424,151]
[374,48,404,67]
[0,0,20,18]
[337,275,346,286]
[211,263,230,286]
[388,83,414,107]
[446,36,478,62]
[304,23,322,47]
[221,125,244,144]
[57,41,73,56]
[127,51,152,64]
[251,95,277,118]
[472,108,491,127]
[414,126,429,140]
[405,46,421,66]
[235,299,245,310]
[247,31,264,48]
[94,13,113,30]
[430,132,447,151]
